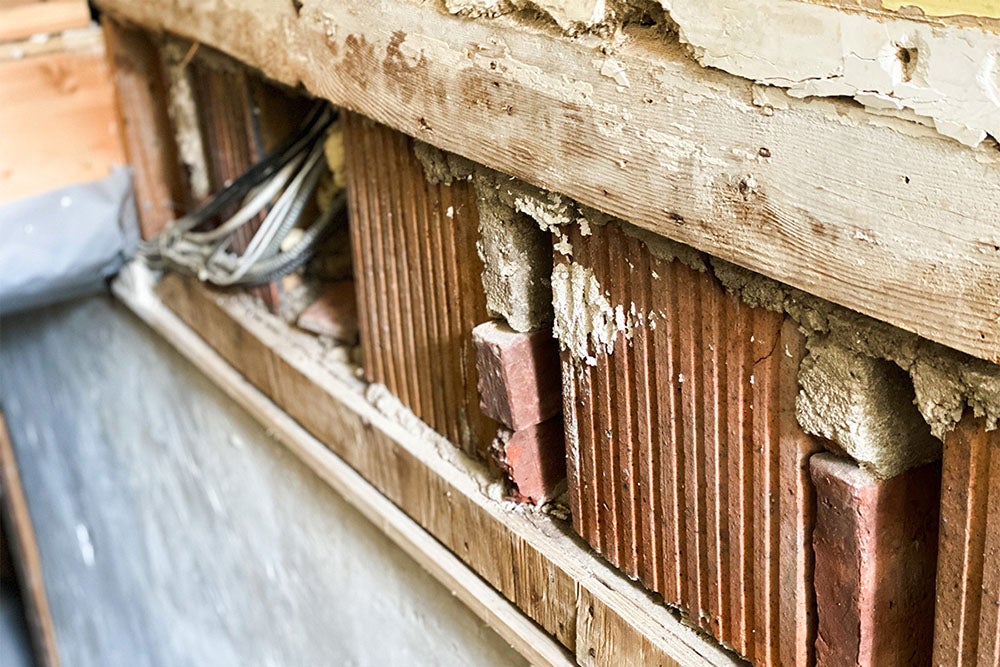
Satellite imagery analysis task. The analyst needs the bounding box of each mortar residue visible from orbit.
[474,171,555,332]
[797,336,940,478]
[551,261,646,364]
[711,257,1000,439]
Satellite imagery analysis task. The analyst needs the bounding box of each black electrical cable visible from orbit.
[179,102,335,230]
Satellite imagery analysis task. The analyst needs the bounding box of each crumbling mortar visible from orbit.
[711,257,1000,442]
[413,140,998,453]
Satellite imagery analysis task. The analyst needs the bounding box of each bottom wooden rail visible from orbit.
[112,264,740,667]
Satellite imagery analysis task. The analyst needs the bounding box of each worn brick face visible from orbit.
[295,280,358,343]
[491,417,566,504]
[472,321,562,431]
[558,222,822,665]
[934,414,1000,666]
[343,114,497,458]
[810,453,940,666]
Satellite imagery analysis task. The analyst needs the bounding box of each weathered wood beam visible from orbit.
[94,0,1000,364]
[112,264,740,667]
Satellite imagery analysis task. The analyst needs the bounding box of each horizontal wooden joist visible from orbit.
[96,0,1000,363]
[113,265,739,667]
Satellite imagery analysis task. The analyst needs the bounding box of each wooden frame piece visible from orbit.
[0,0,90,42]
[112,264,740,667]
[95,0,1000,363]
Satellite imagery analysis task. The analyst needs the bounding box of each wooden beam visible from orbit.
[0,0,90,42]
[111,264,740,667]
[101,19,185,238]
[0,26,123,205]
[110,268,573,667]
[94,0,1000,363]
[0,413,60,667]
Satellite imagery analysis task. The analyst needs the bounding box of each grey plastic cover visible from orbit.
[0,167,139,315]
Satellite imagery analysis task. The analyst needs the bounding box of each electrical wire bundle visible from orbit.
[142,103,345,287]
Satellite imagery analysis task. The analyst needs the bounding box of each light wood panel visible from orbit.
[0,0,90,42]
[0,27,123,205]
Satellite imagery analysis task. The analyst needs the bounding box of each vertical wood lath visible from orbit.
[343,113,497,459]
[934,415,1000,666]
[559,222,822,665]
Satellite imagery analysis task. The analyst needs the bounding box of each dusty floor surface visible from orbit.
[0,295,526,667]
[0,584,32,667]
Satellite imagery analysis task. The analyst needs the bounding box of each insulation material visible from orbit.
[558,221,822,665]
[0,167,137,315]
[344,113,498,459]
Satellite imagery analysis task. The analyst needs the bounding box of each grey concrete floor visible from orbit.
[0,582,33,667]
[0,295,526,667]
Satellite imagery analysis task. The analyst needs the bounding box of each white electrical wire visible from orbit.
[144,106,343,288]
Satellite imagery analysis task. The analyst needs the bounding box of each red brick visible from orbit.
[492,417,566,505]
[296,280,359,343]
[559,221,822,665]
[934,414,1000,665]
[344,113,497,458]
[810,453,940,666]
[472,321,561,431]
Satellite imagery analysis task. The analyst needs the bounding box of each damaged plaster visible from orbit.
[551,262,617,364]
[474,171,556,333]
[551,261,647,364]
[444,0,608,32]
[447,0,1000,146]
[797,336,940,478]
[660,0,1000,146]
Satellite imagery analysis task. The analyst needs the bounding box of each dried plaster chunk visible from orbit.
[797,336,940,478]
[660,0,1000,146]
[445,0,608,31]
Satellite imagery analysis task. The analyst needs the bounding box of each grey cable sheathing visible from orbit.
[0,167,138,315]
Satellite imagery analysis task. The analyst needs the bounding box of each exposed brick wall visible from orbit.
[934,414,1000,665]
[558,221,822,665]
[344,114,497,458]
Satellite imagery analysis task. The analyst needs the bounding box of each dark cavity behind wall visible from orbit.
[187,49,314,311]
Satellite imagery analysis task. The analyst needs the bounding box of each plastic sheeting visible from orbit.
[0,167,138,315]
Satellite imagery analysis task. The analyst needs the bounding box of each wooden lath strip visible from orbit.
[0,413,60,667]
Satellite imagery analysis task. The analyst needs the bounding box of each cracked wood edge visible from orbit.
[96,0,1000,364]
[112,263,740,667]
